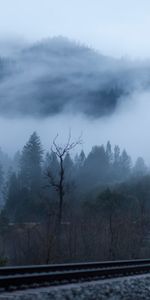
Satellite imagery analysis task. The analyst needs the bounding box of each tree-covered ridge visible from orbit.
[0,132,146,221]
[0,132,149,265]
[0,37,150,118]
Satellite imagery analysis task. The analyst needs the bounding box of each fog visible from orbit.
[0,37,149,163]
[0,0,150,58]
[0,1,149,163]
[0,89,149,164]
[0,37,149,117]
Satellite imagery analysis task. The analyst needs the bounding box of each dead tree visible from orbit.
[47,133,81,227]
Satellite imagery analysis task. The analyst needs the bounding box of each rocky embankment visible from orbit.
[1,275,150,299]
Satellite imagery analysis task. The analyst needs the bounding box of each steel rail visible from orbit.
[1,261,150,291]
[1,259,150,276]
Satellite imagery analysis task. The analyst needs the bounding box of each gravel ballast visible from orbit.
[1,274,150,299]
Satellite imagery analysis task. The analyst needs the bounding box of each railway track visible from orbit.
[1,259,150,291]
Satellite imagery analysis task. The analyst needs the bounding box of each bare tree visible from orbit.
[47,133,82,226]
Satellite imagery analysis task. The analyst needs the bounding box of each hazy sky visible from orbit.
[0,0,150,58]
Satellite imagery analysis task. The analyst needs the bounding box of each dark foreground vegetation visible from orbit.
[0,132,149,265]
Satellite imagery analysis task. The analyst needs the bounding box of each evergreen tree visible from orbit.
[12,151,21,173]
[120,149,131,179]
[0,163,4,190]
[133,157,147,177]
[63,152,75,193]
[113,145,120,165]
[20,132,43,190]
[106,141,113,164]
[83,145,109,185]
[5,172,20,220]
[64,153,74,177]
[0,163,4,206]
[74,150,86,169]
[112,145,121,181]
[44,151,59,179]
[5,133,44,222]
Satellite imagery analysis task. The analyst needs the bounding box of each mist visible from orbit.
[1,0,150,59]
[0,40,147,163]
[0,37,149,164]
[0,88,149,164]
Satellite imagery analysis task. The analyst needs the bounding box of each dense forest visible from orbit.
[0,131,149,265]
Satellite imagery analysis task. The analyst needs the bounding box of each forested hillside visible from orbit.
[0,132,149,265]
[0,37,150,118]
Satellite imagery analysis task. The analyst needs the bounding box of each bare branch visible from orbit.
[51,132,82,158]
[45,132,82,225]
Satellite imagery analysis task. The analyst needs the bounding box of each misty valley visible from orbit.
[0,37,150,267]
[1,2,150,299]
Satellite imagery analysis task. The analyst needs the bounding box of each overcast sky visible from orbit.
[1,0,150,162]
[0,0,150,58]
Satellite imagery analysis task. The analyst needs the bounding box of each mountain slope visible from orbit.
[0,37,149,118]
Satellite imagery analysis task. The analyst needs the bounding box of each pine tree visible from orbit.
[20,132,43,190]
[75,150,86,169]
[5,172,20,219]
[114,145,120,165]
[0,163,4,190]
[112,145,121,180]
[5,133,44,221]
[83,145,109,185]
[13,151,21,173]
[44,151,59,179]
[120,149,131,179]
[106,141,113,164]
[64,153,74,177]
[133,157,147,177]
[0,163,4,206]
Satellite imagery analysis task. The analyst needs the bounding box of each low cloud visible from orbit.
[0,38,150,163]
[0,37,149,119]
